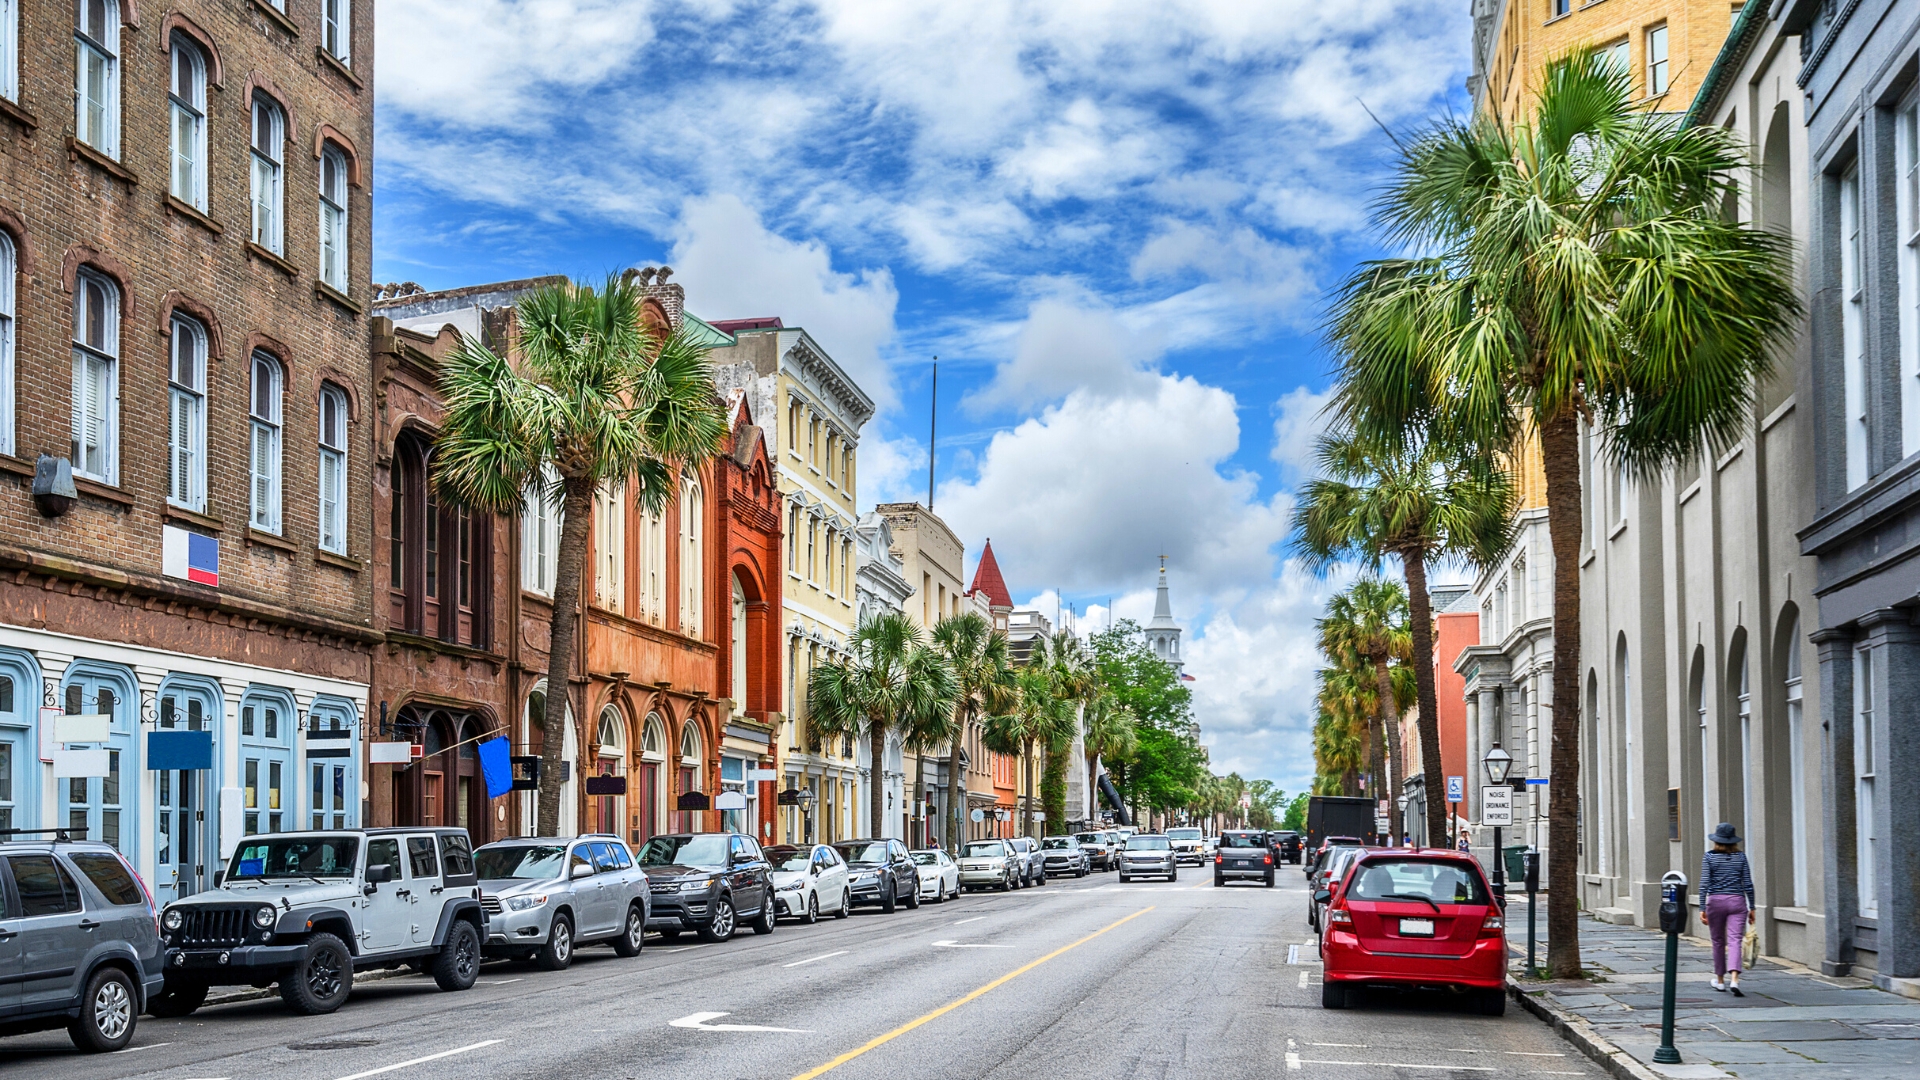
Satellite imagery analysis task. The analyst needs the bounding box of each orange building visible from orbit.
[1401,586,1481,844]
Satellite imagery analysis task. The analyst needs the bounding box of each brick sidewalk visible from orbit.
[1509,903,1920,1080]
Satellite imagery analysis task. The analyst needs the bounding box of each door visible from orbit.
[360,839,410,953]
[0,859,21,1017]
[582,842,620,935]
[405,836,440,945]
[727,835,762,916]
[0,728,20,838]
[4,854,86,1010]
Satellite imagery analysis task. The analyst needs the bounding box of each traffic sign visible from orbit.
[970,808,986,822]
[1446,775,1464,802]
[1481,784,1513,826]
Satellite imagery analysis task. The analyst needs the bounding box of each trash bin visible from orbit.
[1504,845,1528,885]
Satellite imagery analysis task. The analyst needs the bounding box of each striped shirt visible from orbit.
[1699,850,1755,907]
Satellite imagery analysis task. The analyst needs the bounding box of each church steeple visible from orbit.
[1144,556,1182,674]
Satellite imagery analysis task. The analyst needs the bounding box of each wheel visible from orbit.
[1118,872,1129,883]
[432,921,482,992]
[1034,870,1046,887]
[68,967,137,1052]
[1321,981,1348,1009]
[751,893,777,935]
[931,882,945,904]
[881,880,898,913]
[905,879,921,909]
[281,932,353,1015]
[147,978,208,1018]
[1477,988,1507,1016]
[836,889,851,919]
[1214,875,1225,888]
[697,896,737,942]
[1264,873,1275,888]
[536,914,575,971]
[804,890,821,924]
[1169,869,1179,882]
[999,874,1013,892]
[613,904,646,958]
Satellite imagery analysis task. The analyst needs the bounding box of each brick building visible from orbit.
[0,0,376,902]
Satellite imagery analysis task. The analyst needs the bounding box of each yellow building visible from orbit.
[1470,0,1739,124]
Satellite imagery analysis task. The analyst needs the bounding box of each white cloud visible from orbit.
[966,296,1160,414]
[1270,385,1335,481]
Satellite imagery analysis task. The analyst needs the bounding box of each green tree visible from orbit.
[1294,425,1515,845]
[1281,791,1309,832]
[1329,51,1798,975]
[1089,621,1201,824]
[1317,580,1413,838]
[807,611,959,839]
[1031,631,1098,832]
[434,276,728,835]
[983,665,1074,837]
[931,613,1017,851]
[1081,691,1137,820]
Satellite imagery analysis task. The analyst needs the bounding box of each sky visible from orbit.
[372,0,1476,800]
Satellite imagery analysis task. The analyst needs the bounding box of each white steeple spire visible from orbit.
[1144,555,1182,674]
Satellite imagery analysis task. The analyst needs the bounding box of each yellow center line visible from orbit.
[789,906,1156,1080]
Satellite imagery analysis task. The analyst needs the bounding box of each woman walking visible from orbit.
[1699,823,1756,995]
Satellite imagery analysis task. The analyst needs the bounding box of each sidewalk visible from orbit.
[1508,903,1920,1080]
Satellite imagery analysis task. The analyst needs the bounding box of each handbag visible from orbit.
[1742,920,1759,967]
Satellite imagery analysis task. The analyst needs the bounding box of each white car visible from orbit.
[763,843,851,923]
[957,839,1018,892]
[911,849,961,902]
[1166,827,1207,865]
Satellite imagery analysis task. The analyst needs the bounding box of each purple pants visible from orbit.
[1705,893,1749,976]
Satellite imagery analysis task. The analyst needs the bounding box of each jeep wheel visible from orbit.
[147,978,209,1018]
[751,894,776,935]
[803,891,820,924]
[281,932,352,1015]
[697,896,736,942]
[537,914,574,971]
[432,921,481,992]
[612,905,645,958]
[68,967,136,1052]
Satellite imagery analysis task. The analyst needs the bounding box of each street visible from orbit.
[0,871,1599,1080]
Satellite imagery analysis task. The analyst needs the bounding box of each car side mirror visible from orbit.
[1314,889,1332,904]
[365,864,393,885]
[573,864,595,879]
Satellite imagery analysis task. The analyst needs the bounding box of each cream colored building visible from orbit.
[876,502,970,847]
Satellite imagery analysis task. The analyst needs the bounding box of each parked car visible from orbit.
[1072,831,1115,870]
[1271,830,1303,864]
[833,839,920,912]
[1307,834,1364,880]
[910,849,961,902]
[1319,849,1506,1015]
[473,835,648,969]
[154,828,484,1018]
[1117,834,1178,882]
[638,833,775,942]
[1006,836,1046,886]
[957,839,1018,892]
[764,844,850,922]
[1212,830,1275,887]
[1166,827,1206,865]
[0,836,163,1052]
[1310,845,1369,932]
[1040,836,1090,878]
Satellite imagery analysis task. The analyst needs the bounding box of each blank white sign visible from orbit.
[52,748,111,778]
[55,714,111,744]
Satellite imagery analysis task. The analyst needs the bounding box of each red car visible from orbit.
[1317,848,1506,1015]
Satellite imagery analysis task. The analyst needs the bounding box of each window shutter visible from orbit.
[171,391,190,503]
[253,423,271,526]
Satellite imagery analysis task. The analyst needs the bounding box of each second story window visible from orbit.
[323,0,351,65]
[74,0,118,157]
[319,146,349,291]
[2,0,19,103]
[594,481,625,612]
[0,232,13,457]
[70,271,118,484]
[1646,25,1669,97]
[167,315,206,511]
[1843,163,1869,490]
[169,36,206,210]
[522,465,560,596]
[250,353,283,532]
[318,385,347,553]
[250,96,285,254]
[680,476,703,635]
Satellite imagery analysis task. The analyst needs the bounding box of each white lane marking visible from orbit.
[1288,944,1299,964]
[328,1040,502,1080]
[952,916,987,926]
[1298,1062,1492,1072]
[783,950,849,968]
[482,978,524,985]
[931,939,1012,948]
[669,1011,810,1033]
[111,1042,171,1054]
[1298,970,1309,988]
[1506,1052,1569,1057]
[1304,1043,1368,1048]
[1286,1037,1301,1071]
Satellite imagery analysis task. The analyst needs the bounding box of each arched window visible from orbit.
[636,712,665,843]
[522,464,560,596]
[250,352,283,532]
[732,574,748,708]
[308,698,356,833]
[319,144,349,291]
[169,34,207,209]
[594,481,625,612]
[250,93,285,254]
[75,0,119,157]
[318,384,348,553]
[638,502,665,624]
[168,316,207,510]
[1781,612,1808,906]
[71,271,119,483]
[0,231,14,456]
[239,688,295,836]
[62,665,134,851]
[594,704,624,836]
[680,476,703,635]
[678,721,703,833]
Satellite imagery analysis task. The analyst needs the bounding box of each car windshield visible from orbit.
[1074,833,1103,844]
[910,852,940,866]
[963,841,1008,858]
[1220,833,1264,849]
[228,837,359,880]
[1129,836,1172,850]
[474,844,567,880]
[836,842,889,866]
[1041,838,1073,849]
[637,835,730,869]
[763,846,814,873]
[1347,859,1488,905]
[1167,828,1202,840]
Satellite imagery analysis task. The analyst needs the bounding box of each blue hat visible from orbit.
[1710,822,1740,845]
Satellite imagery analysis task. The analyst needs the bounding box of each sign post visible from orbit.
[1446,776,1465,850]
[1482,784,1513,907]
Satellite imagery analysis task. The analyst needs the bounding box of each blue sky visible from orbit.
[373,0,1475,798]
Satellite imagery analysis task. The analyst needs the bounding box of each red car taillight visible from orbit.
[1263,855,1272,865]
[1214,854,1223,864]
[1479,913,1504,938]
[1326,906,1352,924]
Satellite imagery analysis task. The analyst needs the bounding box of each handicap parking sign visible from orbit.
[1446,775,1465,802]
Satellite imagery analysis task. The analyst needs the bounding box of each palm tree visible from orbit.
[1311,700,1364,796]
[931,613,1016,851]
[1031,631,1097,831]
[807,611,959,839]
[435,276,728,835]
[901,667,960,848]
[1318,581,1413,839]
[1295,425,1516,844]
[983,665,1074,838]
[1330,50,1798,974]
[1081,691,1137,818]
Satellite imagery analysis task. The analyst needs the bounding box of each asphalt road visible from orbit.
[0,863,1606,1079]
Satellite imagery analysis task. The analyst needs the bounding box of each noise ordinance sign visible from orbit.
[1481,785,1513,827]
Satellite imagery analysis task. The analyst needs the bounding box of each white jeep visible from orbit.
[150,828,486,1016]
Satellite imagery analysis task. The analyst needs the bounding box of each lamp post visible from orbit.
[1482,744,1513,907]
[797,787,817,845]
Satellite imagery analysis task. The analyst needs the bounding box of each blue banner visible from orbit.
[147,730,213,771]
[477,736,515,800]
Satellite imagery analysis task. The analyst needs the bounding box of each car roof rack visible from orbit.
[0,827,89,842]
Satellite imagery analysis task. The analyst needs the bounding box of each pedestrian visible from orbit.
[1457,832,1470,853]
[1699,822,1756,996]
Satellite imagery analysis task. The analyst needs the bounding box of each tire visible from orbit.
[999,875,1013,892]
[1214,875,1225,888]
[612,904,646,958]
[1321,981,1348,1010]
[1477,988,1507,1016]
[1118,872,1129,883]
[68,967,137,1052]
[1034,871,1046,887]
[280,932,352,1015]
[836,889,851,919]
[881,880,898,913]
[1264,873,1276,888]
[804,891,821,924]
[751,893,777,935]
[931,882,945,904]
[432,920,482,992]
[697,896,737,942]
[536,914,574,971]
[905,878,921,909]
[1169,869,1179,882]
[147,978,209,1018]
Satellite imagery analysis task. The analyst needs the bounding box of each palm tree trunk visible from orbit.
[1022,737,1035,837]
[1368,657,1390,840]
[947,716,966,852]
[913,748,926,847]
[536,479,595,837]
[1370,656,1401,843]
[871,723,888,839]
[1540,410,1585,978]
[1402,551,1449,847]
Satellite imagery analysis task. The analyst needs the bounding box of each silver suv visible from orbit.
[153,828,485,1017]
[0,834,163,1052]
[1006,836,1046,886]
[474,835,649,969]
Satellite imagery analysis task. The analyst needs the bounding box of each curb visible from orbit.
[1509,982,1665,1080]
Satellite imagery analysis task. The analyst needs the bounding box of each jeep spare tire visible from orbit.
[432,921,481,992]
[281,932,353,1015]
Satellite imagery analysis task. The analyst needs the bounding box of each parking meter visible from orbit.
[1521,848,1541,976]
[1654,870,1688,1065]
[1522,849,1539,892]
[1659,870,1688,934]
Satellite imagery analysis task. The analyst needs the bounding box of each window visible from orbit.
[522,466,561,596]
[169,35,206,210]
[1646,25,1669,96]
[319,146,349,291]
[1854,644,1877,917]
[250,353,283,532]
[1843,164,1869,490]
[71,271,118,483]
[250,95,285,254]
[639,503,665,624]
[319,385,348,553]
[594,482,625,612]
[7,855,79,916]
[823,527,837,593]
[787,396,801,457]
[0,0,16,103]
[732,574,748,707]
[681,476,703,634]
[1900,103,1920,457]
[62,676,127,850]
[1551,0,1569,15]
[323,0,351,65]
[0,232,12,456]
[241,693,292,835]
[168,316,206,510]
[1600,38,1630,83]
[74,0,118,157]
[787,504,800,573]
[1783,616,1807,907]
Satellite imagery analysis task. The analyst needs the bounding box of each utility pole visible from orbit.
[928,359,937,509]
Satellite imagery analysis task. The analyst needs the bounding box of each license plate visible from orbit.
[1399,918,1435,937]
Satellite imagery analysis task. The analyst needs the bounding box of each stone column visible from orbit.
[1811,626,1857,976]
[1857,609,1920,981]
[1465,691,1482,820]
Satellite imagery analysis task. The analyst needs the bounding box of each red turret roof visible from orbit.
[969,540,1013,609]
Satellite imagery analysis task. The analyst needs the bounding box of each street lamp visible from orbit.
[1482,744,1513,786]
[1482,744,1513,907]
[796,788,817,844]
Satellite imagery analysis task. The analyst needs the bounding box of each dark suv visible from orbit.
[832,839,920,912]
[1271,830,1303,864]
[638,833,775,942]
[1,835,163,1052]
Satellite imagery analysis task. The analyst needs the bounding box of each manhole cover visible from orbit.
[288,1038,380,1051]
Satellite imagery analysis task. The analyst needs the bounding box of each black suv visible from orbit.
[638,833,775,942]
[1271,830,1303,864]
[832,839,919,912]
